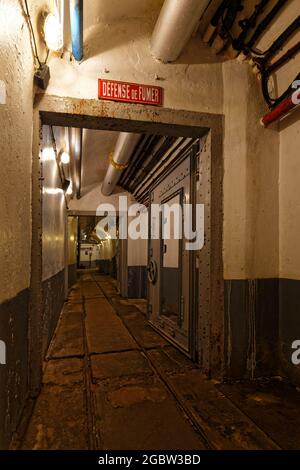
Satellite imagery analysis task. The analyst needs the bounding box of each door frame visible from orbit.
[32,95,224,379]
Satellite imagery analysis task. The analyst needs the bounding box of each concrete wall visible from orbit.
[80,243,100,267]
[0,0,51,449]
[223,0,300,383]
[68,216,78,287]
[127,214,148,299]
[97,239,117,276]
[223,62,280,281]
[245,0,300,385]
[223,61,280,380]
[41,126,67,355]
[99,239,116,261]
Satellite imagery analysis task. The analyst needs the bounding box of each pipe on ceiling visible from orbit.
[245,0,288,52]
[151,0,211,62]
[101,133,140,196]
[69,127,82,199]
[69,0,83,61]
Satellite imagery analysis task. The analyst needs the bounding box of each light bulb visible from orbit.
[44,13,63,52]
[60,151,70,164]
[42,147,55,162]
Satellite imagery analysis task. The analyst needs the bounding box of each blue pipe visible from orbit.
[69,0,83,61]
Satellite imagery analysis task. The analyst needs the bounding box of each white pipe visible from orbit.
[151,0,211,63]
[101,132,140,196]
[69,127,82,199]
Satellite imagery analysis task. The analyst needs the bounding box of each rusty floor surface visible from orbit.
[19,273,300,450]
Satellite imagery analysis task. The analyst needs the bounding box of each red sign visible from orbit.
[98,79,163,106]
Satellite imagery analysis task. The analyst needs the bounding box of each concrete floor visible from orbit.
[19,273,300,450]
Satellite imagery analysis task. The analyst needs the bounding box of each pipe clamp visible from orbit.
[109,153,129,171]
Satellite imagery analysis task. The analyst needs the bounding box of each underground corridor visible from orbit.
[20,270,300,451]
[1,0,300,458]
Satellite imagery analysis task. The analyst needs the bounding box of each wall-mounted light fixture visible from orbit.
[42,147,56,162]
[44,12,63,51]
[60,151,70,164]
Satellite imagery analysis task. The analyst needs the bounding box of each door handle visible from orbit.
[147,259,158,284]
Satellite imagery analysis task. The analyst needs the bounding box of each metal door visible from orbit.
[147,150,196,355]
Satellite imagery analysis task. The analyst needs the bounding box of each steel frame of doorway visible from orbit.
[30,95,224,394]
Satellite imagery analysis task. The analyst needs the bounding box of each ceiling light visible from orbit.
[60,151,70,164]
[44,13,63,52]
[42,147,55,162]
[43,187,63,195]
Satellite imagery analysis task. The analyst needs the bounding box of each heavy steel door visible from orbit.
[147,150,196,355]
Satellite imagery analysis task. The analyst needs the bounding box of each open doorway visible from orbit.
[31,96,223,382]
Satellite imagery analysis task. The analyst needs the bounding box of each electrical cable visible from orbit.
[245,0,288,51]
[24,0,41,66]
[23,0,49,67]
[256,15,300,108]
[220,6,300,62]
[210,0,231,28]
[213,0,300,110]
[263,15,300,63]
[266,41,300,75]
[247,47,265,57]
[247,15,300,60]
[220,5,265,56]
[219,0,243,41]
[232,0,271,51]
[261,70,300,109]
